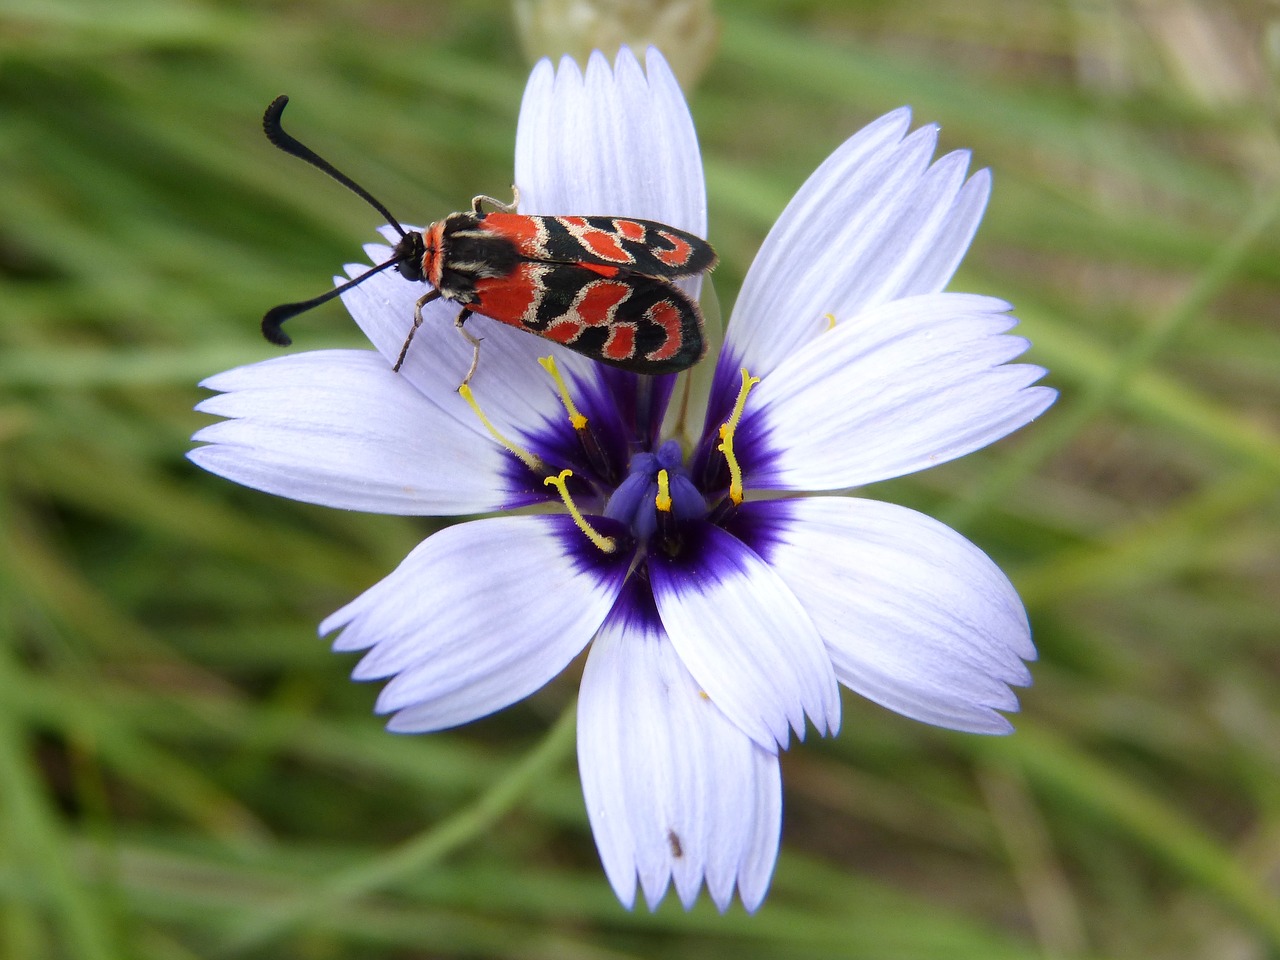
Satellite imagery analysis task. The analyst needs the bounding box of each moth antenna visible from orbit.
[260,97,423,346]
[262,254,402,346]
[263,95,409,239]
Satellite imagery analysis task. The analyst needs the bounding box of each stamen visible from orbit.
[655,470,672,513]
[544,470,617,553]
[823,312,838,331]
[539,355,614,484]
[651,467,683,556]
[717,368,760,506]
[538,356,588,430]
[458,384,544,474]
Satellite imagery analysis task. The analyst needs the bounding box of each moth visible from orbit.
[260,96,716,384]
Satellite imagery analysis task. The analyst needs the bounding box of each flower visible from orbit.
[189,47,1056,912]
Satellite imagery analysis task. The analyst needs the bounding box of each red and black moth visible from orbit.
[260,96,716,384]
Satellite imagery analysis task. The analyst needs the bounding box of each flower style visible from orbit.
[190,47,1056,912]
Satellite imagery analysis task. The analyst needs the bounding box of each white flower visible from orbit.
[190,47,1055,912]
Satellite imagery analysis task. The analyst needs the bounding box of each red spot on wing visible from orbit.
[644,298,685,361]
[654,230,694,268]
[482,213,541,245]
[603,323,637,361]
[481,213,547,259]
[616,219,647,241]
[541,277,636,351]
[581,230,628,261]
[575,279,631,322]
[544,318,583,344]
[561,217,634,264]
[579,262,622,278]
[471,266,542,328]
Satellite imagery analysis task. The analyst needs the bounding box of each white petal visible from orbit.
[725,108,994,378]
[897,166,990,297]
[746,293,1056,490]
[515,47,707,234]
[514,48,710,332]
[321,515,629,732]
[738,498,1035,733]
[189,350,516,514]
[579,588,782,912]
[649,523,840,749]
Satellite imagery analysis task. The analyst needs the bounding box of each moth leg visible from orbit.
[472,185,520,215]
[395,289,442,372]
[454,308,483,387]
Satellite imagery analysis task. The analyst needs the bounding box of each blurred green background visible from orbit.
[2,0,1279,957]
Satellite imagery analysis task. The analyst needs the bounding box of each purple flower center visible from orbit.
[603,439,707,543]
[510,364,761,566]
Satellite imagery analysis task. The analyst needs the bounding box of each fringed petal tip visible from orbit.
[579,594,782,914]
[514,41,706,231]
[724,107,995,380]
[189,350,514,515]
[734,497,1038,736]
[743,292,1056,492]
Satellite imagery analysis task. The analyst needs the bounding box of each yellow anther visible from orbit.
[716,368,760,506]
[655,470,672,513]
[538,356,588,431]
[823,312,838,331]
[543,469,617,554]
[459,383,543,474]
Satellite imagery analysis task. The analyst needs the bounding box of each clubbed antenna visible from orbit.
[259,96,413,344]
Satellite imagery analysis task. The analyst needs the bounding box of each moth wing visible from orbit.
[470,262,706,373]
[480,213,717,280]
